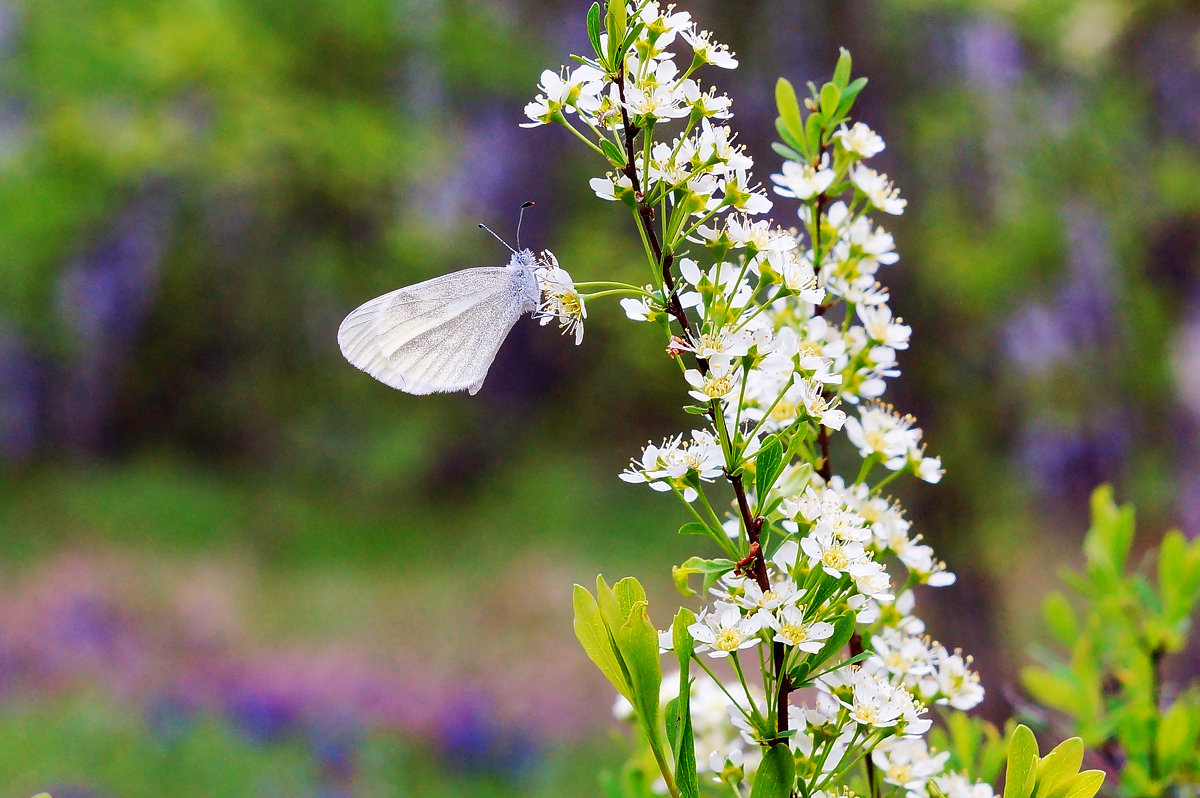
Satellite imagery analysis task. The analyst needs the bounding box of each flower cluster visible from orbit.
[531,3,989,797]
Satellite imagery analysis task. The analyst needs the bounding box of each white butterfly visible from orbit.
[337,248,555,396]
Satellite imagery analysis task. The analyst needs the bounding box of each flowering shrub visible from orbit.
[520,2,1110,797]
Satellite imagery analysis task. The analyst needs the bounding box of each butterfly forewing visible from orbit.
[337,266,532,395]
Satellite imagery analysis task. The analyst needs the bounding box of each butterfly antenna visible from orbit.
[478,223,517,254]
[516,200,535,250]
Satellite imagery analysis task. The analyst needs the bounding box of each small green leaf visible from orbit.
[599,138,625,165]
[755,437,785,511]
[1042,591,1079,648]
[614,576,649,622]
[775,78,804,146]
[673,607,697,670]
[670,691,700,798]
[1044,771,1105,798]
[597,574,624,633]
[804,112,823,155]
[774,117,806,155]
[1033,737,1084,798]
[605,0,628,60]
[573,584,632,701]
[615,599,662,737]
[1155,697,1198,774]
[678,521,712,537]
[586,2,604,60]
[672,557,735,597]
[838,76,868,110]
[819,82,841,120]
[750,742,795,798]
[1004,725,1040,798]
[832,48,852,88]
[771,141,804,162]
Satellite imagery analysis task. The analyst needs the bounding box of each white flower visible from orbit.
[688,601,765,658]
[535,255,586,344]
[857,304,911,350]
[685,355,742,403]
[801,525,868,578]
[589,172,634,202]
[852,165,907,215]
[844,403,921,461]
[835,122,886,158]
[840,669,907,729]
[768,605,835,652]
[925,648,985,710]
[934,772,996,798]
[619,429,725,500]
[872,737,950,797]
[521,65,605,127]
[772,159,835,201]
[682,27,738,69]
[735,578,802,613]
[620,292,660,322]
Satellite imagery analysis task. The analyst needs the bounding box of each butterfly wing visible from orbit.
[338,267,530,395]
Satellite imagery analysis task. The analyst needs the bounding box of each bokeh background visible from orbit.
[0,0,1197,795]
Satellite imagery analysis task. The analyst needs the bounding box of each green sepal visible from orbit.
[832,48,852,88]
[1003,725,1040,798]
[672,556,735,597]
[572,583,633,702]
[750,742,795,798]
[586,2,604,61]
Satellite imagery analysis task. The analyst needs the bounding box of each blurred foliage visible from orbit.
[1022,487,1200,796]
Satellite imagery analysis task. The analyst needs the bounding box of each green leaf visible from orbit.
[597,574,624,633]
[1084,485,1134,579]
[1003,725,1040,798]
[605,0,627,61]
[837,76,868,112]
[586,2,604,60]
[668,691,700,798]
[1021,667,1083,718]
[750,742,795,798]
[673,607,697,670]
[614,576,648,622]
[573,584,632,701]
[678,521,712,537]
[804,112,823,155]
[600,138,625,165]
[1033,737,1083,798]
[754,437,784,511]
[1155,696,1198,774]
[1042,591,1079,648]
[775,79,804,148]
[615,598,662,737]
[832,48,852,88]
[819,82,841,120]
[771,141,804,162]
[1043,771,1106,798]
[672,556,735,597]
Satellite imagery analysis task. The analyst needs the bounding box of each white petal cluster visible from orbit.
[619,428,724,501]
[534,252,586,344]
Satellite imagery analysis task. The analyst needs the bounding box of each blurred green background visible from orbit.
[0,0,1197,794]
